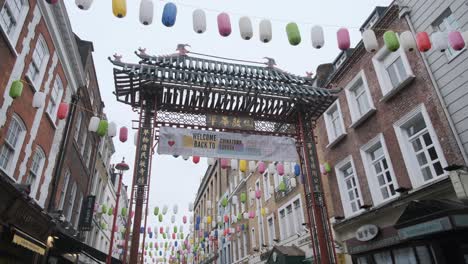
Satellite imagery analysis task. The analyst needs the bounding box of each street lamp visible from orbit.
[107,158,129,264]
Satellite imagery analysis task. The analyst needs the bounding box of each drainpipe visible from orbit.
[399,5,468,165]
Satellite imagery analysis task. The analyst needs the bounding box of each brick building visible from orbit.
[315,4,468,264]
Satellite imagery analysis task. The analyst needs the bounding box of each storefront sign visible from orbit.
[157,127,298,161]
[12,232,46,255]
[355,224,379,242]
[336,253,346,264]
[398,217,452,239]
[136,127,153,185]
[206,114,255,131]
[347,235,400,254]
[79,195,96,231]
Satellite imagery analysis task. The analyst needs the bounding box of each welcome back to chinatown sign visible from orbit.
[157,127,298,161]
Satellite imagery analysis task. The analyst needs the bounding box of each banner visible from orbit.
[157,127,298,161]
[79,195,95,231]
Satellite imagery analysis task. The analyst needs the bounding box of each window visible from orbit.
[0,0,29,49]
[432,8,463,60]
[324,101,346,146]
[360,134,398,205]
[335,156,364,217]
[0,114,26,176]
[263,172,272,201]
[85,139,93,169]
[250,228,256,248]
[65,181,77,222]
[27,35,50,89]
[46,76,64,121]
[73,192,83,228]
[394,105,447,188]
[372,46,415,100]
[345,70,375,127]
[80,130,87,156]
[58,170,70,210]
[74,112,83,142]
[293,199,303,233]
[26,147,45,198]
[278,194,304,239]
[267,216,275,247]
[242,231,247,257]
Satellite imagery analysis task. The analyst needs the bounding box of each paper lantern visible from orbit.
[283,162,291,176]
[243,212,249,220]
[230,159,238,170]
[416,32,431,52]
[277,163,285,176]
[158,214,163,222]
[337,28,351,51]
[232,195,238,205]
[107,122,117,137]
[108,207,113,216]
[383,31,400,52]
[207,158,215,166]
[259,19,272,43]
[320,164,326,174]
[163,205,168,215]
[173,204,178,214]
[432,31,448,52]
[112,0,126,18]
[154,206,160,215]
[56,103,69,120]
[400,31,417,52]
[249,190,255,200]
[162,2,177,27]
[207,216,212,224]
[261,208,266,217]
[220,159,229,169]
[294,164,301,176]
[324,162,332,173]
[221,197,228,208]
[182,216,187,224]
[224,215,229,223]
[9,80,23,99]
[257,161,266,174]
[75,0,92,10]
[286,22,301,46]
[174,226,178,233]
[88,116,100,132]
[188,10,207,35]
[362,29,378,52]
[32,92,46,108]
[239,160,247,172]
[217,13,231,37]
[248,161,256,172]
[97,120,108,137]
[268,163,276,174]
[255,190,261,199]
[239,16,253,40]
[311,25,325,49]
[278,181,286,192]
[249,211,255,219]
[448,31,465,51]
[290,177,297,188]
[121,207,127,216]
[139,0,154,25]
[171,215,176,223]
[240,192,247,203]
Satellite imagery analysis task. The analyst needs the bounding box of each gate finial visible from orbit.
[176,44,191,55]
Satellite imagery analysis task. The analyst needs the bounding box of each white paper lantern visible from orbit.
[290,177,297,188]
[311,25,325,49]
[239,16,253,40]
[432,31,448,52]
[139,0,154,25]
[206,200,212,209]
[107,122,117,137]
[162,205,168,215]
[203,216,207,223]
[400,31,417,52]
[165,226,170,233]
[284,162,291,176]
[171,215,175,223]
[243,212,249,220]
[188,202,194,212]
[173,204,178,214]
[32,92,45,108]
[362,29,378,52]
[88,116,100,132]
[193,9,206,34]
[231,215,236,223]
[268,185,274,195]
[217,215,222,223]
[75,0,93,10]
[230,159,238,170]
[207,158,215,166]
[259,19,272,43]
[232,195,238,205]
[249,191,255,200]
[211,221,216,228]
[248,161,256,172]
[182,156,189,160]
[268,163,276,174]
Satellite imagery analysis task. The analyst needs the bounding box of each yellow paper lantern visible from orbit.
[207,216,212,224]
[261,208,266,216]
[239,160,247,172]
[112,0,126,18]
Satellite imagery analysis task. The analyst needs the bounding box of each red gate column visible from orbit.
[297,112,337,264]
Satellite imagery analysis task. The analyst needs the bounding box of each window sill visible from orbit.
[326,133,347,149]
[25,74,39,92]
[45,112,57,129]
[349,108,376,129]
[379,75,415,102]
[447,48,466,64]
[0,166,16,183]
[0,26,19,57]
[408,174,449,195]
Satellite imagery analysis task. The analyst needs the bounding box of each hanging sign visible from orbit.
[136,127,153,185]
[157,127,298,161]
[79,195,96,231]
[206,114,255,131]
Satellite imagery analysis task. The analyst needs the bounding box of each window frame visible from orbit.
[277,193,304,240]
[0,0,29,54]
[324,100,346,148]
[344,70,376,128]
[432,8,465,62]
[0,114,26,178]
[393,104,448,189]
[74,112,83,142]
[372,46,415,101]
[360,134,399,205]
[26,34,50,90]
[334,156,365,217]
[27,146,46,199]
[65,181,77,222]
[266,214,276,247]
[46,75,64,122]
[262,171,272,201]
[58,170,70,210]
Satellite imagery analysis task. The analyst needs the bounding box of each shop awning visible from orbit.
[264,245,305,264]
[395,199,468,240]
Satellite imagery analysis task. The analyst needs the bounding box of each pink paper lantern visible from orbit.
[183,216,187,224]
[119,127,128,142]
[337,28,351,51]
[217,12,231,37]
[249,211,255,219]
[160,227,164,234]
[277,163,285,176]
[224,215,229,223]
[449,31,465,51]
[130,211,135,218]
[220,158,229,169]
[258,161,266,174]
[172,233,176,239]
[255,189,261,199]
[57,103,69,120]
[192,156,200,164]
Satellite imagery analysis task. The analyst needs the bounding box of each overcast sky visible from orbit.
[64,0,392,254]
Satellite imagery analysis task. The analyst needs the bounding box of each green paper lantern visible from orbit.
[121,207,127,216]
[174,226,178,233]
[237,213,242,221]
[279,181,286,192]
[221,197,228,207]
[9,80,23,99]
[324,162,332,173]
[108,207,113,216]
[154,206,160,216]
[158,214,163,222]
[163,233,167,239]
[96,120,109,136]
[101,204,108,214]
[384,31,400,52]
[286,22,301,46]
[240,192,247,203]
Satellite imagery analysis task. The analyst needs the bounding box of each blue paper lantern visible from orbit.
[149,232,153,238]
[159,251,162,256]
[294,164,301,176]
[174,241,178,247]
[214,230,218,237]
[222,238,226,244]
[196,216,201,225]
[204,231,209,238]
[195,224,199,231]
[140,227,145,233]
[241,224,245,231]
[162,2,177,27]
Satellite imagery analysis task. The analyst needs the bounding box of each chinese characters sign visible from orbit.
[79,195,95,231]
[157,127,298,161]
[136,127,152,186]
[206,114,255,130]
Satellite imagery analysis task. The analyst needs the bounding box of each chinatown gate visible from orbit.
[109,45,340,264]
